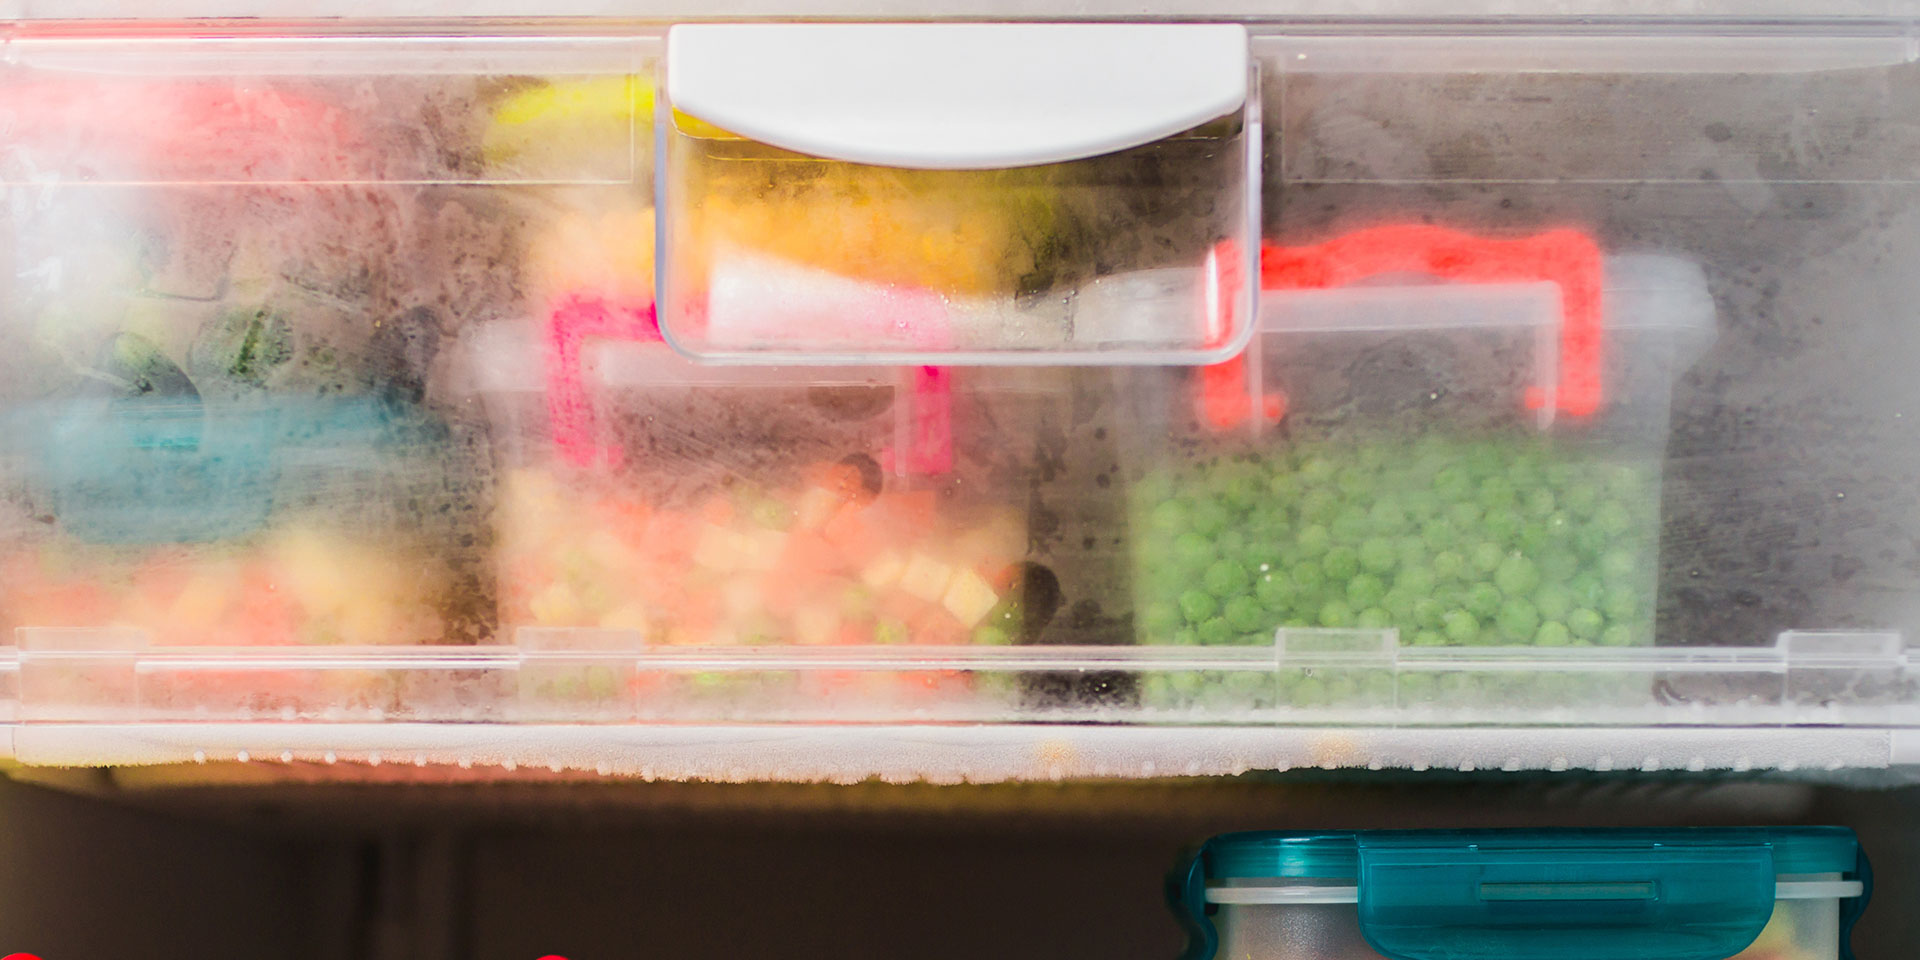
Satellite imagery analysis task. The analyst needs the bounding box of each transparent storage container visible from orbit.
[1122,229,1716,711]
[0,30,649,719]
[1178,828,1870,960]
[654,23,1262,364]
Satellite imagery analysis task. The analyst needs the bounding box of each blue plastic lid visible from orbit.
[1175,828,1870,960]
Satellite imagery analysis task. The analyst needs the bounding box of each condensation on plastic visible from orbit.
[2,22,1920,735]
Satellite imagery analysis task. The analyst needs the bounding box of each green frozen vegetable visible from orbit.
[1131,433,1659,660]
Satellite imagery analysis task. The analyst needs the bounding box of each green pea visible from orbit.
[1323,546,1360,582]
[1412,597,1447,630]
[1396,536,1429,569]
[1412,629,1447,647]
[1508,448,1545,477]
[1396,566,1437,596]
[1336,467,1377,500]
[1534,621,1573,646]
[1244,548,1286,577]
[1574,524,1612,558]
[1296,524,1332,557]
[1479,476,1518,511]
[1496,597,1541,641]
[1173,531,1213,565]
[1198,616,1233,644]
[1470,541,1506,576]
[1331,508,1372,543]
[1568,573,1605,607]
[1357,607,1393,629]
[1368,498,1408,534]
[1539,548,1581,584]
[1485,510,1522,544]
[1381,587,1418,622]
[1318,600,1356,628]
[1465,583,1504,619]
[1298,456,1336,485]
[1148,499,1189,536]
[1204,558,1251,598]
[1562,481,1600,516]
[1256,573,1297,612]
[1515,521,1549,554]
[1601,624,1637,646]
[972,625,1012,646]
[1602,586,1640,622]
[1180,590,1220,624]
[1359,537,1398,574]
[1567,607,1604,640]
[1442,609,1480,643]
[1190,500,1230,537]
[1298,489,1340,524]
[1593,501,1634,538]
[1600,549,1639,584]
[1433,466,1473,501]
[1533,583,1575,622]
[1224,594,1268,632]
[1494,554,1541,598]
[1291,562,1327,592]
[1522,487,1556,518]
[1548,508,1576,544]
[1220,472,1262,511]
[1173,627,1199,646]
[1433,550,1468,582]
[1402,489,1440,521]
[1347,573,1388,609]
[1267,471,1299,501]
[1447,501,1484,529]
[1216,529,1247,557]
[1421,517,1458,550]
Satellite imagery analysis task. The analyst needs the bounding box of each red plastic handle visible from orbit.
[1201,225,1607,430]
[546,294,660,469]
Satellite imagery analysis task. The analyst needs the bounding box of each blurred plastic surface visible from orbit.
[654,24,1261,364]
[4,20,1920,736]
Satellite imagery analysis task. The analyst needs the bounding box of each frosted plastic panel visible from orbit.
[654,25,1261,364]
[6,21,1920,732]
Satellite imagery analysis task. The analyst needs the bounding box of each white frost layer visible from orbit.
[4,723,1904,783]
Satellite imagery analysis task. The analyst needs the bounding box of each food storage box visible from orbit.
[1178,828,1870,960]
[0,32,650,718]
[1125,227,1716,711]
[654,23,1260,364]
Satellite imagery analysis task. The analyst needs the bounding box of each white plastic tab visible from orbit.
[665,23,1249,169]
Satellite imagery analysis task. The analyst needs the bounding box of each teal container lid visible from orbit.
[1175,827,1870,960]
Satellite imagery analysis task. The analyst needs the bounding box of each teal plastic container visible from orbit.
[1177,828,1869,960]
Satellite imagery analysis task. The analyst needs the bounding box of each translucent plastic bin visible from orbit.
[1178,828,1870,960]
[465,316,1067,719]
[654,23,1261,364]
[0,32,655,667]
[9,20,1920,733]
[1123,226,1715,710]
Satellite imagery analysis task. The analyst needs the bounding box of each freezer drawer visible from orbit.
[3,20,1920,732]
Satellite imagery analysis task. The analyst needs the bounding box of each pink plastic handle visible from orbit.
[545,294,659,469]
